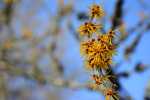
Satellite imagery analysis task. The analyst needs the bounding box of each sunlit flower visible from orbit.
[79,3,119,99]
[90,4,105,19]
[97,30,115,45]
[92,74,112,85]
[104,88,119,100]
[78,22,102,37]
[80,38,115,70]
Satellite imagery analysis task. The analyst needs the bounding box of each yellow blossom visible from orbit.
[80,38,115,70]
[78,22,102,37]
[90,4,105,19]
[92,74,113,85]
[97,30,115,45]
[79,3,119,99]
[104,88,119,100]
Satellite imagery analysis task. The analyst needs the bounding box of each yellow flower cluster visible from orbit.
[80,32,116,70]
[90,4,105,19]
[78,22,102,37]
[104,88,119,100]
[92,74,112,85]
[78,4,104,37]
[78,4,119,100]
